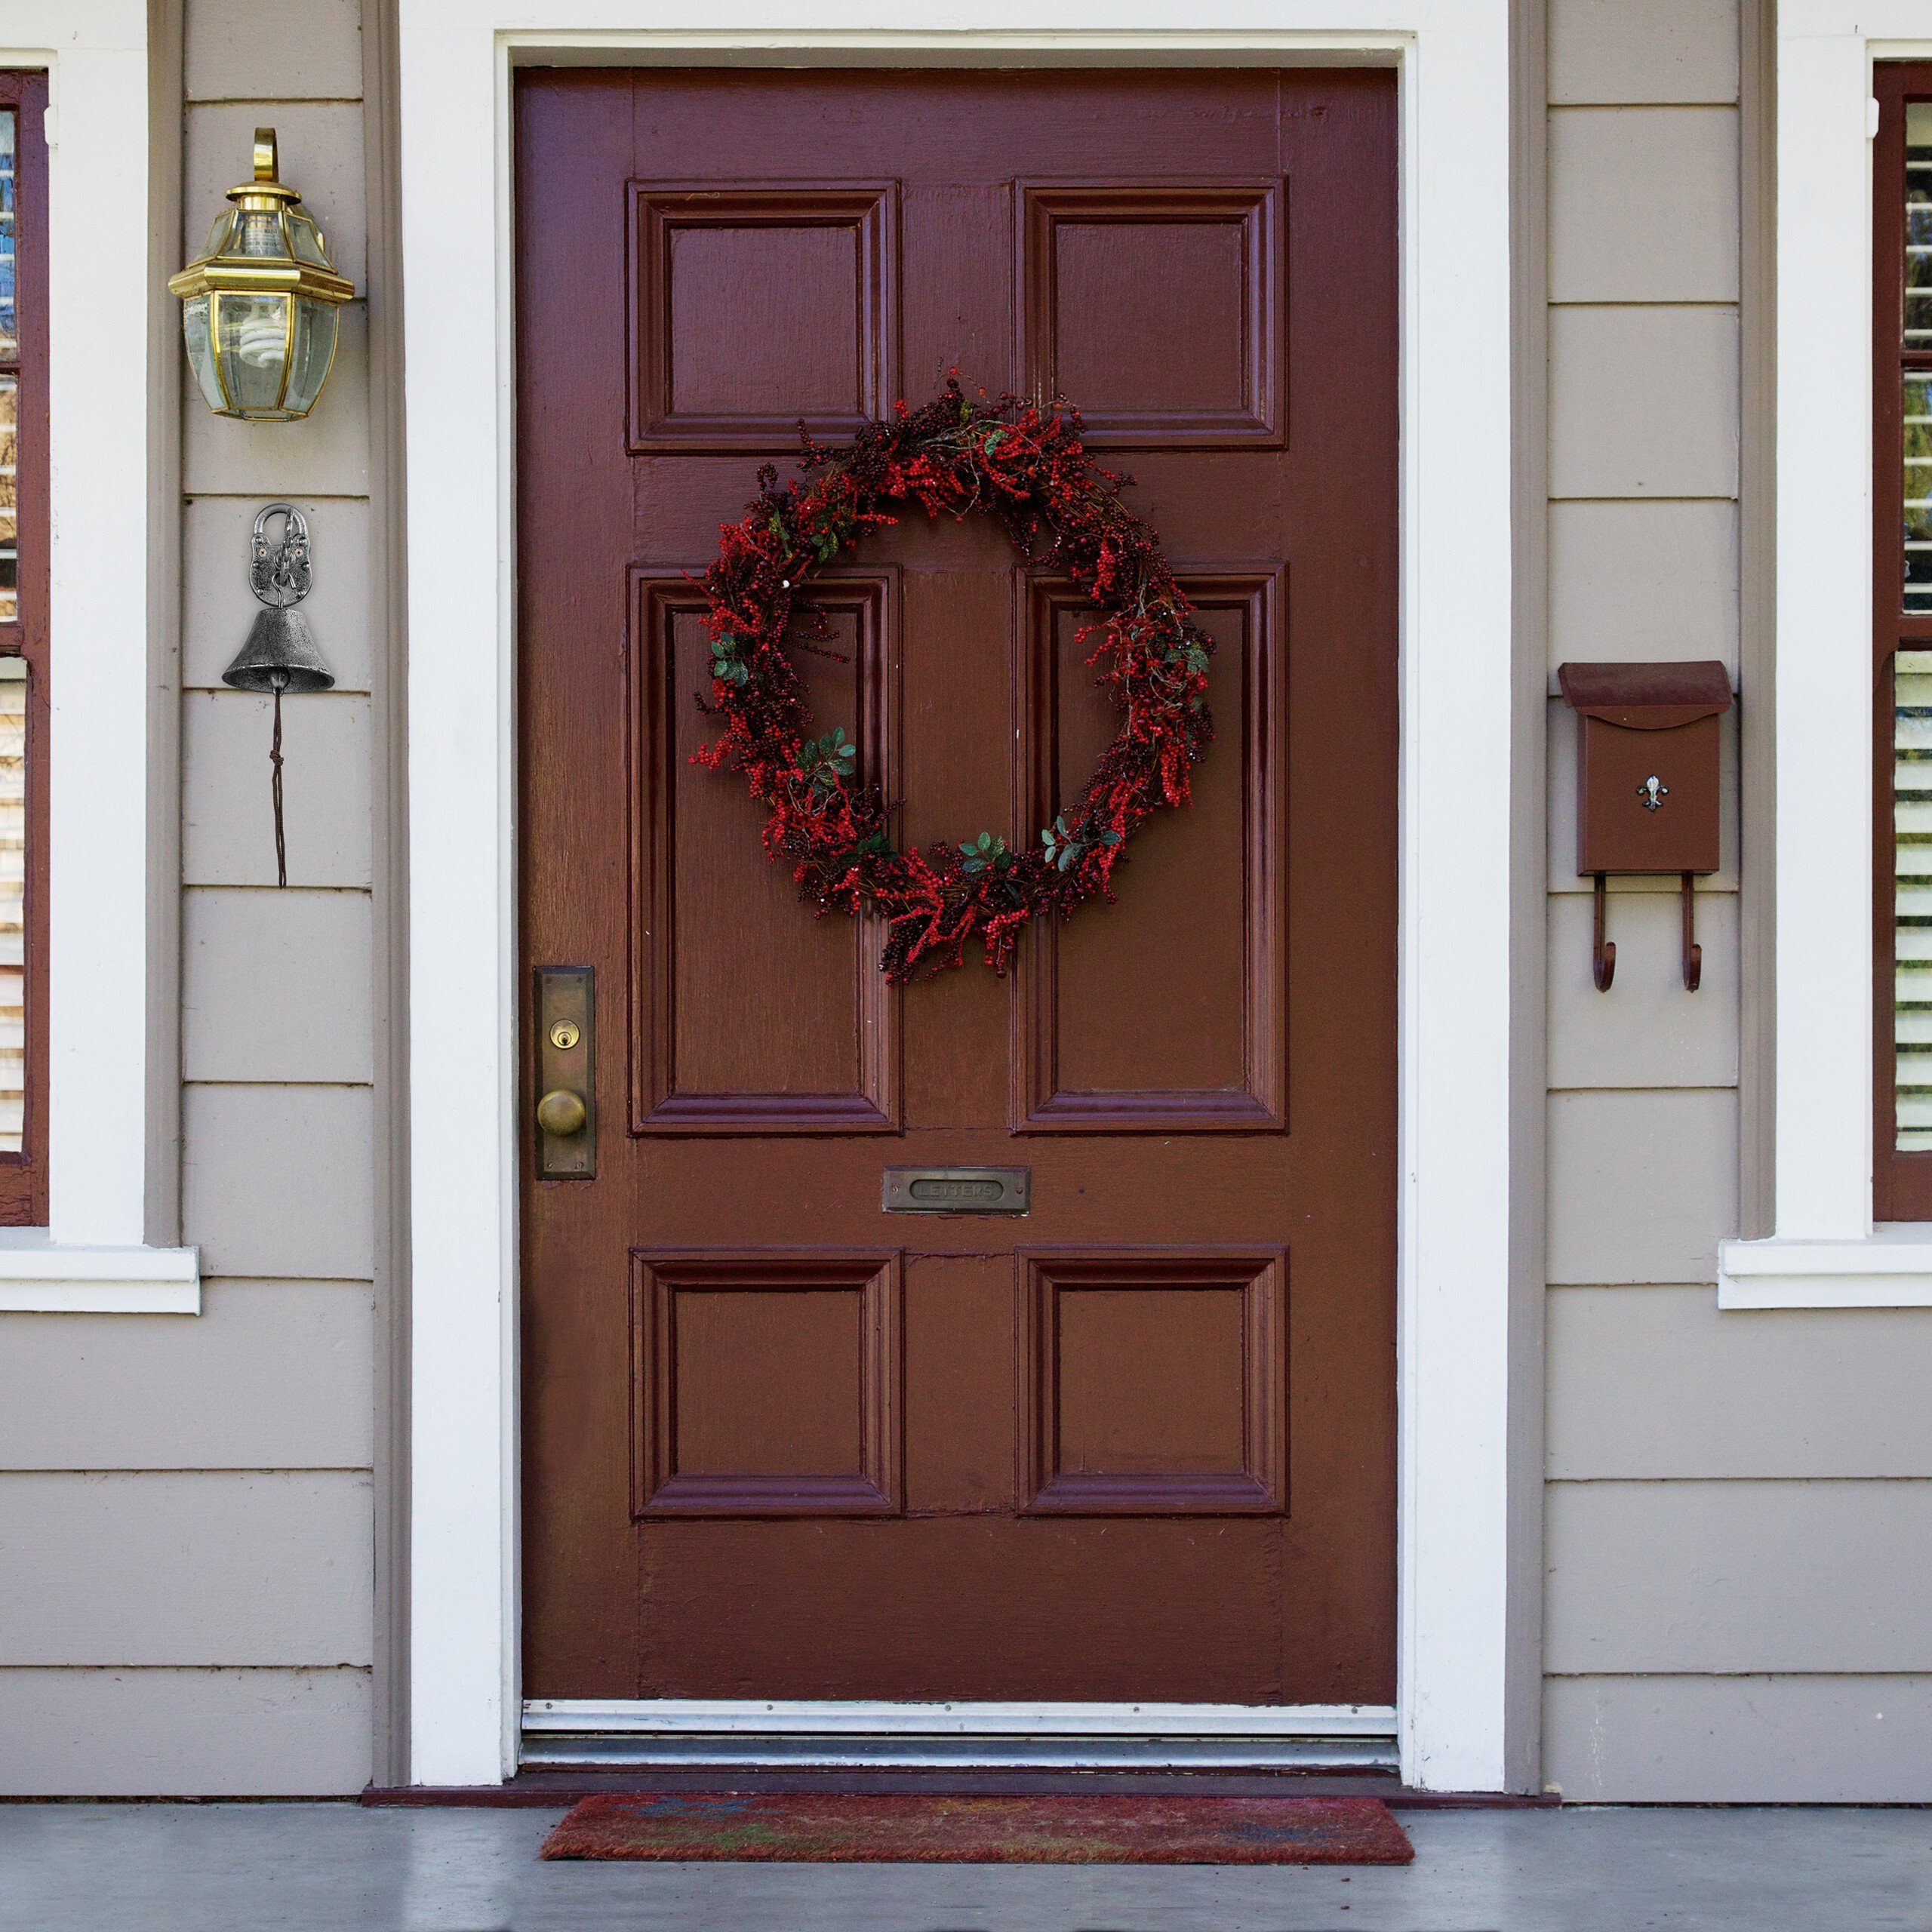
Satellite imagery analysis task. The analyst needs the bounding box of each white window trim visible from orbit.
[399,0,1516,1792]
[1717,3,1932,1313]
[0,4,199,1315]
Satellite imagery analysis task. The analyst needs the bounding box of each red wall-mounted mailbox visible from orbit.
[1557,660,1734,991]
[1558,660,1731,876]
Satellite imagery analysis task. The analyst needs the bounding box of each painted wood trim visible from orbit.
[0,1236,199,1314]
[0,7,179,1267]
[398,3,1518,1795]
[1772,7,1932,1243]
[1718,1231,1932,1306]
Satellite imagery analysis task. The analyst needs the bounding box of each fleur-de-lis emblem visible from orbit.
[1637,774,1669,812]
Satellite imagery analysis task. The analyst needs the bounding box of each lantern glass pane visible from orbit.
[0,660,27,1153]
[214,291,292,415]
[231,208,288,261]
[283,298,340,418]
[181,294,228,415]
[285,208,330,268]
[0,111,17,358]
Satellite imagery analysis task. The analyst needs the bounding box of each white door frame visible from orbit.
[397,2,1518,1792]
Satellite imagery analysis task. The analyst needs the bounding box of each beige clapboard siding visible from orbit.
[182,304,371,498]
[1548,500,1740,674]
[1549,1287,1932,1481]
[182,1084,376,1281]
[1546,1481,1932,1674]
[186,0,365,103]
[0,1472,373,1666]
[1549,306,1741,500]
[1546,1089,1738,1285]
[182,691,374,888]
[0,1667,371,1796]
[1548,700,1742,893]
[1549,109,1741,303]
[1544,1675,1932,1803]
[0,1282,375,1471]
[1547,0,1740,108]
[1548,894,1740,1090]
[184,889,374,1084]
[183,496,374,694]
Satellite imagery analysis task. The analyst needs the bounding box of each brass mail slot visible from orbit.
[882,1166,1030,1216]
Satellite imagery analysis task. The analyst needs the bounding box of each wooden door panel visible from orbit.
[518,66,1398,1710]
[637,1515,1293,1703]
[1020,572,1283,1128]
[1020,1249,1286,1514]
[631,1251,901,1515]
[630,571,897,1131]
[1020,183,1285,447]
[628,184,899,451]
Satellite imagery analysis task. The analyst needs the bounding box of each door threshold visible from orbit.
[521,1700,1401,1773]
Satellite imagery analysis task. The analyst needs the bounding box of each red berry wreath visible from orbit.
[695,380,1217,983]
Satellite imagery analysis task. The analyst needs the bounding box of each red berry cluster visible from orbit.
[695,380,1216,982]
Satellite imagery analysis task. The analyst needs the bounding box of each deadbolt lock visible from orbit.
[534,965,595,1179]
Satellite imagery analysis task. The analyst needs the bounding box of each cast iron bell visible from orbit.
[222,603,335,694]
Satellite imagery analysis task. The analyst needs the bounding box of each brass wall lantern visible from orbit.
[168,128,355,423]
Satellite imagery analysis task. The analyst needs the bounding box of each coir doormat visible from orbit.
[540,1792,1415,1865]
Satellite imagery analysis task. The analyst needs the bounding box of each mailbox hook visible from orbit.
[1681,872,1702,992]
[1592,873,1616,991]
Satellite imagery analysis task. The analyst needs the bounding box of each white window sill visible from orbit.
[1717,1229,1932,1310]
[0,1235,201,1313]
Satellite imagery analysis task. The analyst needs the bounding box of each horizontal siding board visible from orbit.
[182,1085,375,1279]
[183,304,371,498]
[183,497,372,695]
[0,1281,375,1471]
[1549,108,1741,303]
[186,0,365,103]
[0,1667,370,1796]
[1549,893,1739,1089]
[185,888,374,1084]
[1543,1674,1932,1802]
[1549,305,1740,500]
[1547,1089,1737,1284]
[1546,1480,1932,1674]
[183,692,373,888]
[1547,497,1738,675]
[1549,701,1741,894]
[1547,0,1740,106]
[0,1472,372,1666]
[1549,1287,1932,1480]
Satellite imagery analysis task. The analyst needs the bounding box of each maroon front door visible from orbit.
[516,66,1398,1706]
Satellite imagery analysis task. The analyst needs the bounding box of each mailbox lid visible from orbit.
[1557,658,1733,731]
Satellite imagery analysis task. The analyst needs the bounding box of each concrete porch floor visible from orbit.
[2,1801,1930,1930]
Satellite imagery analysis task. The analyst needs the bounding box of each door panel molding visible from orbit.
[627,567,901,1133]
[1014,569,1285,1131]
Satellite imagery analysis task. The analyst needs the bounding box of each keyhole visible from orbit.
[549,1020,580,1051]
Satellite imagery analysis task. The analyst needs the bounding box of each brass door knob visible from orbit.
[535,1088,588,1137]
